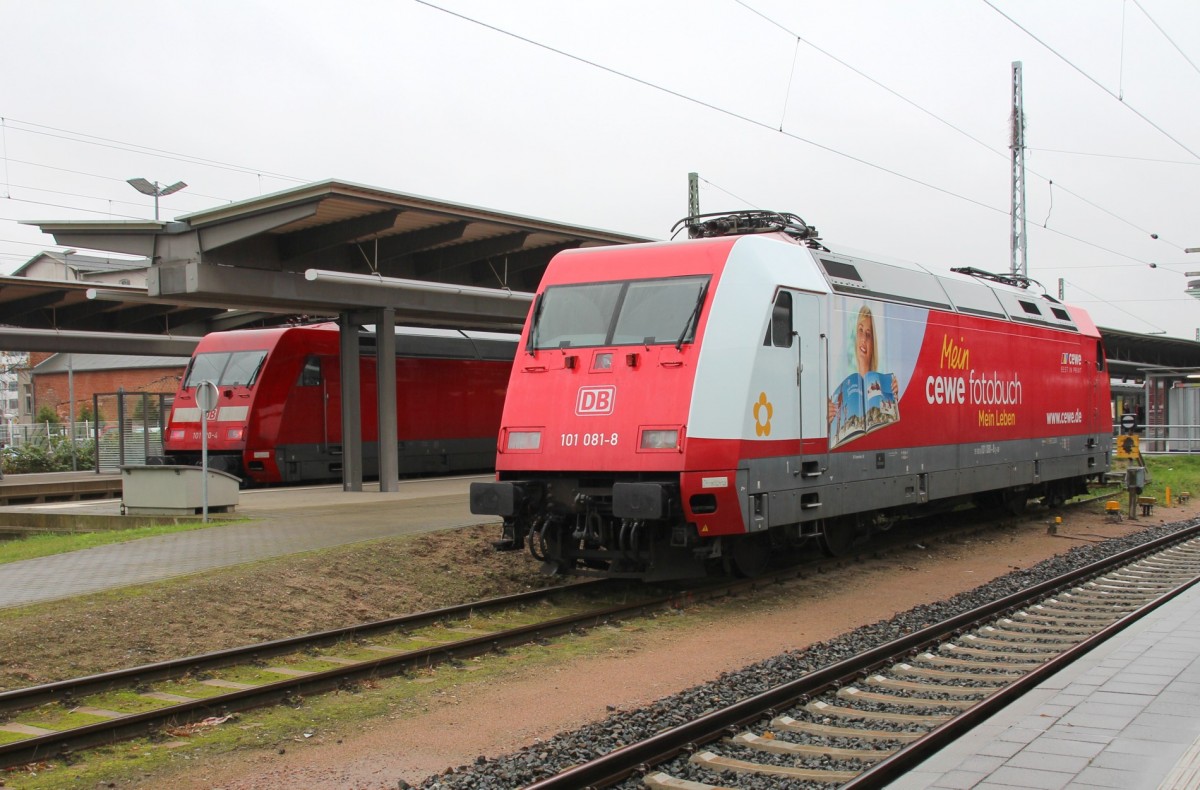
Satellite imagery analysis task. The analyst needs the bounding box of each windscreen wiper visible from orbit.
[525,293,544,353]
[675,282,709,351]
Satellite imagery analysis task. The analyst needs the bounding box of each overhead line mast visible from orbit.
[687,171,700,224]
[1011,61,1028,279]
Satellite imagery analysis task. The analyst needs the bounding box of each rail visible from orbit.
[0,500,1064,769]
[525,521,1200,788]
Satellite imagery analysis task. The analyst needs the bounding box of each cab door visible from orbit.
[796,289,825,458]
[765,289,824,478]
[322,355,342,451]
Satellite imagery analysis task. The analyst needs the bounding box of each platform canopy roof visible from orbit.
[1103,326,1200,376]
[11,180,1200,372]
[22,179,651,341]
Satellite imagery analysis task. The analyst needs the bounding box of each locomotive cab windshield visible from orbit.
[183,350,267,389]
[527,275,710,351]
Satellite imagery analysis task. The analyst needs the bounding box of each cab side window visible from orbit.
[298,355,322,386]
[763,291,793,348]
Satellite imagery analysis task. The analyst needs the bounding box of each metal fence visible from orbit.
[0,420,94,447]
[1135,426,1200,454]
[5,411,1198,469]
[92,392,173,472]
[0,391,173,472]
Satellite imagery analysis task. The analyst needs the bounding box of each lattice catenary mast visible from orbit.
[1011,61,1028,279]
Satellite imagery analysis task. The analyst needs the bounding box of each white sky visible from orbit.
[2,0,1198,338]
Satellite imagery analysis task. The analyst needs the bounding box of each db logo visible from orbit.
[576,386,615,416]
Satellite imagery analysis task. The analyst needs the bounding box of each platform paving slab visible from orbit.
[0,475,495,609]
[889,582,1200,790]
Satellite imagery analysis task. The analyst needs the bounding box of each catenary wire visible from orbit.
[1028,147,1199,166]
[1,118,310,184]
[414,0,1168,273]
[1063,278,1167,332]
[980,0,1200,162]
[733,0,1191,255]
[411,0,1006,217]
[6,182,190,213]
[4,157,234,203]
[411,0,1185,273]
[698,177,761,211]
[1132,0,1200,79]
[2,7,1183,275]
[0,5,1190,332]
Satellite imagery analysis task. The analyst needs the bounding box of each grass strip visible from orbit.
[0,521,233,565]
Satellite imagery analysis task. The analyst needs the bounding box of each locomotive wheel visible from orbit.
[976,488,1028,517]
[818,518,857,557]
[1000,488,1028,516]
[726,533,771,577]
[1042,485,1066,509]
[1045,480,1079,508]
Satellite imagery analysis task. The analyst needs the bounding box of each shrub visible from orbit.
[3,438,95,474]
[34,406,60,425]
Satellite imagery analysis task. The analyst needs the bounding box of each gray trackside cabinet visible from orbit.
[121,465,240,516]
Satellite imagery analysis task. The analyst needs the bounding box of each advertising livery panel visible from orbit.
[825,295,1097,454]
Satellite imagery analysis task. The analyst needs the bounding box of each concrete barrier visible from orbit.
[121,465,240,516]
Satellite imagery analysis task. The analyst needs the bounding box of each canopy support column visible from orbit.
[339,311,363,491]
[376,308,399,492]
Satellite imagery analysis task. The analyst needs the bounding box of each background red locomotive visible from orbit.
[159,323,514,485]
[472,212,1112,580]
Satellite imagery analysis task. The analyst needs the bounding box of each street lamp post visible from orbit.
[62,249,77,471]
[126,178,187,220]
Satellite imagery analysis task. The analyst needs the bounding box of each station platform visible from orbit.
[0,473,495,610]
[892,580,1200,790]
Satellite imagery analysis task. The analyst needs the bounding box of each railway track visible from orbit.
[0,580,648,768]
[522,520,1200,789]
[0,562,822,770]
[0,490,1123,773]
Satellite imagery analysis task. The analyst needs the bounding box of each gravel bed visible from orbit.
[770,729,904,751]
[666,762,830,790]
[786,706,928,735]
[414,518,1199,790]
[813,696,964,718]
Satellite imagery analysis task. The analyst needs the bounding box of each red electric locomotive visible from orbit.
[471,212,1112,580]
[159,323,515,485]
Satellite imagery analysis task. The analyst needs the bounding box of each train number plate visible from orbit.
[560,432,619,448]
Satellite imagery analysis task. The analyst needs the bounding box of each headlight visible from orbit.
[640,429,679,450]
[506,430,542,451]
[226,427,244,440]
[169,429,185,441]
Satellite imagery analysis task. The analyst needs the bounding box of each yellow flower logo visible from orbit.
[753,392,773,437]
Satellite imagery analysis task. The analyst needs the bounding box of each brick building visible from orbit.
[5,251,159,424]
[31,352,188,421]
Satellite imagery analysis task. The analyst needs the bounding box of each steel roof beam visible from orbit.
[0,327,200,356]
[277,209,404,262]
[126,307,219,335]
[462,241,584,291]
[374,221,471,265]
[412,232,530,277]
[203,310,302,334]
[48,300,124,327]
[149,261,530,332]
[102,303,177,330]
[197,203,319,253]
[1,290,67,319]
